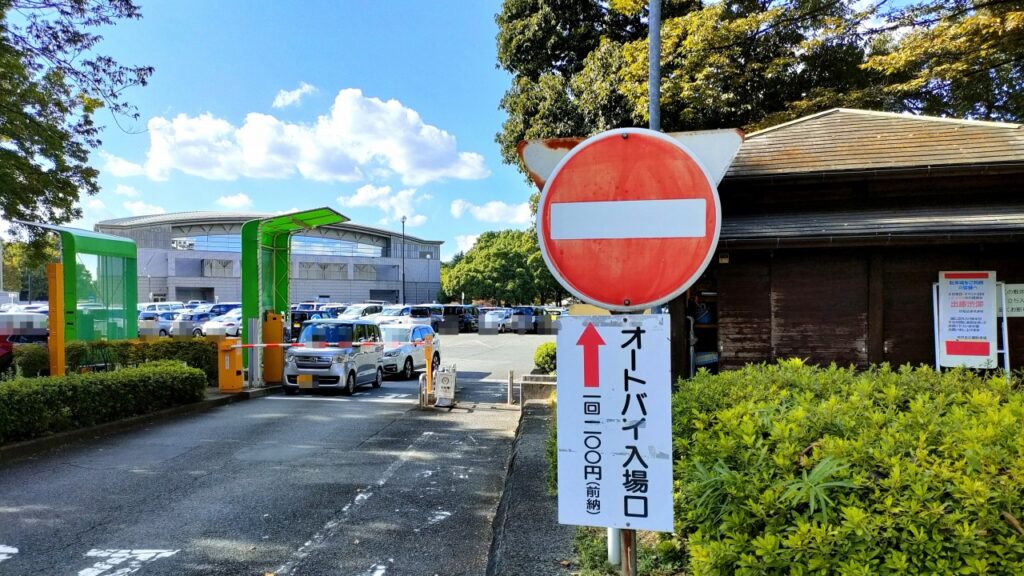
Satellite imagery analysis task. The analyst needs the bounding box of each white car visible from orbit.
[201,308,243,336]
[380,324,440,380]
[482,308,513,333]
[338,303,384,320]
[371,305,412,326]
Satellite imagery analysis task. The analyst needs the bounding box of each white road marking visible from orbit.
[550,199,706,240]
[274,432,435,576]
[362,560,393,576]
[77,549,178,576]
[427,510,451,525]
[0,545,17,562]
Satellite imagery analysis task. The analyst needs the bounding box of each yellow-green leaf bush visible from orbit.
[534,341,557,374]
[672,361,1024,575]
[0,361,207,444]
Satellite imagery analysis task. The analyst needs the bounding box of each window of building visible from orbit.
[202,259,233,277]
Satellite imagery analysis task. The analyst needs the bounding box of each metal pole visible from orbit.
[612,1,662,566]
[401,216,407,305]
[1000,282,1011,383]
[507,369,514,405]
[648,0,661,131]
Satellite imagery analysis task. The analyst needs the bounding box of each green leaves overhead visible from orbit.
[0,0,152,233]
[496,0,1024,174]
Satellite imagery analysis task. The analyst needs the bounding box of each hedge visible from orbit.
[534,341,557,374]
[0,360,207,444]
[671,360,1024,575]
[8,339,218,383]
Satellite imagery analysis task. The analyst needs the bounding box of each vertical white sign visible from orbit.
[998,284,1024,317]
[556,315,673,532]
[937,271,998,368]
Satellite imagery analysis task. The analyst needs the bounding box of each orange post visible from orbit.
[424,341,433,395]
[47,263,65,376]
[262,312,284,384]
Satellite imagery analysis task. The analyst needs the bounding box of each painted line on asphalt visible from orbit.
[77,549,178,576]
[0,545,16,563]
[273,431,436,576]
[265,394,415,404]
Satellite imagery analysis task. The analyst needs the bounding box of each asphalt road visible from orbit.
[0,332,549,576]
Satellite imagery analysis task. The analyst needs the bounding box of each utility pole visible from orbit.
[401,216,407,305]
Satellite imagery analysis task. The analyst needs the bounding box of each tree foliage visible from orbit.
[0,0,152,231]
[442,229,561,305]
[496,0,1024,171]
[1,237,58,300]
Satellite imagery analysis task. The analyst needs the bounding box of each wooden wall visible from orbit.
[715,244,1024,371]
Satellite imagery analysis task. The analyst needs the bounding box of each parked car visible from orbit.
[138,302,183,314]
[201,308,243,337]
[338,303,384,320]
[511,306,545,333]
[482,308,512,333]
[184,300,208,309]
[290,309,330,333]
[408,305,440,331]
[207,302,241,316]
[441,304,478,333]
[372,305,412,326]
[282,319,384,395]
[380,324,440,380]
[319,304,348,317]
[294,302,320,312]
[171,310,216,336]
[138,311,177,336]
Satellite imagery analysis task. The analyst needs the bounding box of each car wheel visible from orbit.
[192,328,203,337]
[343,371,356,396]
[159,329,168,337]
[372,367,383,389]
[402,357,414,380]
[432,352,440,369]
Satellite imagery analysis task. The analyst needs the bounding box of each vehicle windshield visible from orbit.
[512,307,534,315]
[381,327,412,343]
[298,322,354,345]
[380,306,406,316]
[410,307,431,318]
[296,303,318,311]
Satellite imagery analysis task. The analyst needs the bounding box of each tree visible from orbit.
[1,0,152,232]
[442,230,561,305]
[1,237,58,301]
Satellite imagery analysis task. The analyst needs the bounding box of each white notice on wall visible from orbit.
[937,271,998,368]
[556,315,673,532]
[998,284,1024,318]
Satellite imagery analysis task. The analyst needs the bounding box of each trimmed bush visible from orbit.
[0,360,207,444]
[672,360,1024,575]
[16,338,218,383]
[534,342,557,374]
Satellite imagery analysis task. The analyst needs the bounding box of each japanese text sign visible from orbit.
[937,271,998,368]
[998,284,1024,318]
[556,315,673,532]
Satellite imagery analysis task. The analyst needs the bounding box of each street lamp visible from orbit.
[400,216,407,305]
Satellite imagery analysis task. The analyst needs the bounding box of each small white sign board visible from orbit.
[556,315,673,532]
[936,271,998,368]
[998,284,1024,317]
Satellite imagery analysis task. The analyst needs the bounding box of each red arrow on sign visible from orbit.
[577,323,606,388]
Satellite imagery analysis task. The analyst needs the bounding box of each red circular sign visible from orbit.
[537,128,720,311]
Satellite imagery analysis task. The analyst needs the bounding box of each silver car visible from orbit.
[283,319,384,395]
[380,324,441,380]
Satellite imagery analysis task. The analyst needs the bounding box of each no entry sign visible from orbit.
[536,128,721,311]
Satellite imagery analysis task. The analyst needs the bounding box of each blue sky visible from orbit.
[73,0,530,259]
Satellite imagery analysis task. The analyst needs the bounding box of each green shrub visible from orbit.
[534,342,557,374]
[0,360,207,444]
[13,338,218,383]
[673,360,1024,575]
[13,344,50,377]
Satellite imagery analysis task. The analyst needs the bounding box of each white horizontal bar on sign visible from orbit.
[549,199,706,240]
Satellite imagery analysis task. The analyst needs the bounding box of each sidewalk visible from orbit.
[488,399,575,575]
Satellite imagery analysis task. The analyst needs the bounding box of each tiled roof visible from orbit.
[726,108,1024,178]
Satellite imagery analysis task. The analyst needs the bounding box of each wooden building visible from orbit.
[693,108,1024,372]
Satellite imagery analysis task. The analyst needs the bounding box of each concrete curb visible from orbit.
[0,385,281,465]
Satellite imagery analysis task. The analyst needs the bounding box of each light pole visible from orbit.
[400,216,407,305]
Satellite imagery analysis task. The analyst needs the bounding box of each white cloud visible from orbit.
[85,198,106,210]
[101,88,489,186]
[455,234,479,253]
[450,199,532,225]
[123,200,166,216]
[272,82,317,108]
[215,193,253,209]
[338,184,427,227]
[101,151,146,178]
[113,184,139,197]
